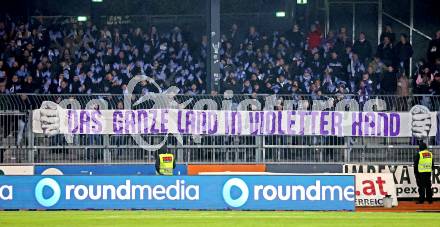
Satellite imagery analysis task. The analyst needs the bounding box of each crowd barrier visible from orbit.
[1,94,439,164]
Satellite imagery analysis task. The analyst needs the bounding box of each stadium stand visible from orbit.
[0,15,439,164]
[0,17,439,98]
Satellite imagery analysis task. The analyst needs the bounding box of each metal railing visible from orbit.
[1,94,439,164]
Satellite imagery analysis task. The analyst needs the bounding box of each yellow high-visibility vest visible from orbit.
[159,153,174,175]
[418,150,433,173]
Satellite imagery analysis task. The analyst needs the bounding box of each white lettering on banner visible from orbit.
[0,185,13,200]
[344,165,440,198]
[65,180,199,201]
[103,185,116,199]
[252,181,355,201]
[153,185,166,200]
[89,186,102,200]
[32,109,438,137]
[352,174,398,207]
[322,185,343,200]
[74,185,88,200]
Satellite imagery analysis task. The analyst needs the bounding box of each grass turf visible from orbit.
[1,211,439,227]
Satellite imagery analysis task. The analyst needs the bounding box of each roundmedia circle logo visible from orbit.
[35,178,61,207]
[222,178,249,208]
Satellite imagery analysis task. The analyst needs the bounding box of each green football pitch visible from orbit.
[1,211,440,227]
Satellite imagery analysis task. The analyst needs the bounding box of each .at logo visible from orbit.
[222,178,249,208]
[35,178,61,207]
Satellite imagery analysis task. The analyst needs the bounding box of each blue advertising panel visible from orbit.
[0,175,355,210]
[34,164,187,176]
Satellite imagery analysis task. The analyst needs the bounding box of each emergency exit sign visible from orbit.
[297,0,307,4]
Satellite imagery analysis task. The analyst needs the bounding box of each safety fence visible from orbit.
[1,94,439,164]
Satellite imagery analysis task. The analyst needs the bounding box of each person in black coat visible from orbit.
[427,30,440,67]
[377,36,394,66]
[432,73,440,95]
[285,24,304,53]
[413,142,434,204]
[431,73,440,111]
[381,65,397,95]
[353,32,372,64]
[380,25,396,44]
[394,34,413,76]
[21,75,38,93]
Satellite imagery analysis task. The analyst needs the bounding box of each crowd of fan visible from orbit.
[0,16,439,105]
[0,16,208,96]
[220,23,440,102]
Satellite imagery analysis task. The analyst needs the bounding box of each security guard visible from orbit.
[155,146,176,175]
[414,142,434,204]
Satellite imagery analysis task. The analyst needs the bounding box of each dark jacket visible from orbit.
[380,70,397,94]
[377,43,394,66]
[21,81,38,93]
[353,39,372,62]
[380,32,396,44]
[285,30,304,51]
[394,42,413,61]
[427,38,440,65]
[431,80,440,95]
[327,58,345,81]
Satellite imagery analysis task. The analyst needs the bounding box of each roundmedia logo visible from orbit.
[35,178,61,207]
[222,178,249,208]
